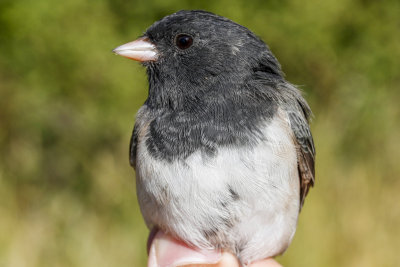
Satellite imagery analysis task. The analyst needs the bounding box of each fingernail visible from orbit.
[148,231,222,267]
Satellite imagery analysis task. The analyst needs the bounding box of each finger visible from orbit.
[249,258,283,267]
[147,230,281,267]
[182,254,283,267]
[148,230,222,267]
[147,228,159,254]
[182,252,240,267]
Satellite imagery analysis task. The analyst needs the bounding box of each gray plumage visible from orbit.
[125,10,315,265]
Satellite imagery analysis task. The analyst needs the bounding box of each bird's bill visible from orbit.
[112,37,158,62]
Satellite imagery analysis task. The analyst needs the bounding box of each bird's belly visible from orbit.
[135,116,300,263]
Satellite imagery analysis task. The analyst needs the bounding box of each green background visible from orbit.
[1,0,399,266]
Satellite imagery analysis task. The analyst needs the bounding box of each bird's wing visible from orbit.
[287,100,315,209]
[129,125,138,169]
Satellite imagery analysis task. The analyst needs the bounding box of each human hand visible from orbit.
[147,230,282,267]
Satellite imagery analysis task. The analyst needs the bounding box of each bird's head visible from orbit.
[113,10,283,109]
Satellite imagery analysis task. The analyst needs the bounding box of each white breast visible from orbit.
[135,109,300,264]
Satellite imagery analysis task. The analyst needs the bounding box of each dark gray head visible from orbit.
[114,10,283,110]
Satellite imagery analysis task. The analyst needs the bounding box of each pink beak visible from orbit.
[113,37,158,62]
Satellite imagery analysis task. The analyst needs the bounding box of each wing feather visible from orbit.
[287,100,315,209]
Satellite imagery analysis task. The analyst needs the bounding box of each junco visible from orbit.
[113,10,315,266]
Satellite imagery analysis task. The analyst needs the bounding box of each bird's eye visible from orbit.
[175,34,193,50]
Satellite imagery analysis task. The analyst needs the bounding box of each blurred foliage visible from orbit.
[0,0,399,266]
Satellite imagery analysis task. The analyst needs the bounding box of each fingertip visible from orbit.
[249,258,282,267]
[181,252,240,267]
[147,231,281,267]
[147,231,221,267]
[147,228,159,254]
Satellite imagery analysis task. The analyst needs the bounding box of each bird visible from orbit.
[113,10,315,266]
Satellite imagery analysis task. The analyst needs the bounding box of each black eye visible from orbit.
[175,34,193,50]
